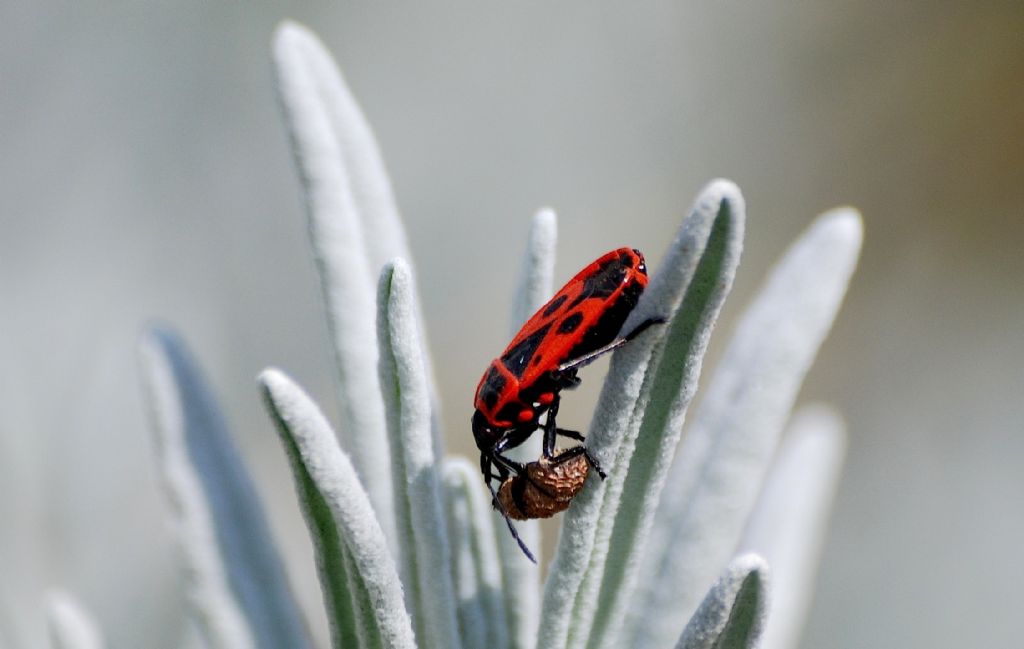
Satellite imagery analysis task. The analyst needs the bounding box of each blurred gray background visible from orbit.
[1,2,1022,647]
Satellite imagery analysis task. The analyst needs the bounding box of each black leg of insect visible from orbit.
[538,317,665,475]
[540,397,607,479]
[555,428,607,479]
[481,452,538,563]
[489,426,535,475]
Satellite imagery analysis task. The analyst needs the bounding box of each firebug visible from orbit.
[472,247,662,561]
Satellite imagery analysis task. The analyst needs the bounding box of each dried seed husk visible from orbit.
[499,452,590,520]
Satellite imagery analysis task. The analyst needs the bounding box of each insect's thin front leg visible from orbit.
[549,442,607,480]
[490,427,534,475]
[555,427,585,442]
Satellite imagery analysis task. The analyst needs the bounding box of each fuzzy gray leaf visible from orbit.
[674,555,769,649]
[272,21,396,541]
[261,369,416,649]
[630,209,862,649]
[539,180,745,649]
[378,260,461,649]
[442,458,510,649]
[738,405,847,649]
[46,591,105,649]
[498,207,557,649]
[139,327,311,649]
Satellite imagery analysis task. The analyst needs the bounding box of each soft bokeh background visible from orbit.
[1,2,1021,647]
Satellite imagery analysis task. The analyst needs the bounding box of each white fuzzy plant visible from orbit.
[52,20,863,649]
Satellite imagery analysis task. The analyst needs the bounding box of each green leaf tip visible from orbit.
[674,554,770,649]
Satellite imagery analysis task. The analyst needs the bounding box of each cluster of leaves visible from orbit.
[46,21,861,649]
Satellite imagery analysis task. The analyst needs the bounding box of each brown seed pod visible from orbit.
[498,452,590,520]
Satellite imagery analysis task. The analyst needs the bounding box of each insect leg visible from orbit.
[543,400,605,477]
[490,427,534,475]
[550,443,607,480]
[556,316,666,373]
[559,372,582,390]
[555,428,585,442]
[541,397,562,460]
[485,478,537,563]
[479,454,506,486]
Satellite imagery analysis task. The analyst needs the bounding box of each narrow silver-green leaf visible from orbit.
[510,207,558,333]
[273,21,408,278]
[273,21,445,463]
[139,328,310,649]
[259,371,361,649]
[443,467,488,648]
[46,590,104,649]
[261,369,415,649]
[562,182,744,649]
[630,208,862,649]
[499,207,556,649]
[673,555,770,649]
[272,21,396,543]
[539,180,744,649]
[738,405,847,649]
[378,260,461,649]
[442,458,510,649]
[583,183,744,649]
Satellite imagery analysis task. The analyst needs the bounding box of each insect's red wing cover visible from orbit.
[499,247,648,388]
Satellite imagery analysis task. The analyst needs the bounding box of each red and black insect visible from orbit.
[472,247,662,561]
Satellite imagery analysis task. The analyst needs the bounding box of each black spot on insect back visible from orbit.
[566,279,643,361]
[502,323,552,379]
[542,294,569,317]
[558,312,584,334]
[480,365,506,409]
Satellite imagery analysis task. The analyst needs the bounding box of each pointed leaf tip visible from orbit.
[674,554,770,649]
[703,178,743,208]
[273,19,302,44]
[820,205,863,231]
[46,591,104,649]
[383,257,413,299]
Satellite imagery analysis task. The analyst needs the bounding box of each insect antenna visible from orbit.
[557,316,667,373]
